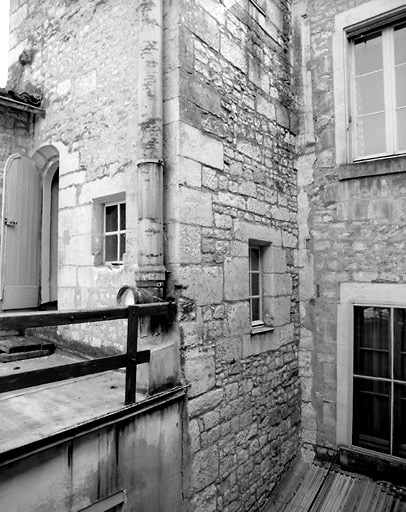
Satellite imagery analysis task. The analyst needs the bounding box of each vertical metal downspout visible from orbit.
[137,0,166,291]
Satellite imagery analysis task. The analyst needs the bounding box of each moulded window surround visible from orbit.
[333,0,406,177]
[337,282,406,461]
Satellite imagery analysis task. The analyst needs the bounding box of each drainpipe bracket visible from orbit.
[136,159,164,167]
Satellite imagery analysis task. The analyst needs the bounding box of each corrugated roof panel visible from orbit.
[266,460,406,512]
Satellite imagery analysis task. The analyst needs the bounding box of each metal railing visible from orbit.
[0,303,174,404]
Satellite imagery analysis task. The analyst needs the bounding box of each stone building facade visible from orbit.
[293,0,406,472]
[3,0,301,510]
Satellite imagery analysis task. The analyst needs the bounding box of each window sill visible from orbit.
[338,154,406,181]
[250,324,274,335]
[339,445,406,487]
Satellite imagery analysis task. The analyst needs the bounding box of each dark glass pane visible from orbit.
[119,234,126,261]
[353,377,390,454]
[395,23,406,66]
[251,297,260,322]
[393,383,406,458]
[354,31,383,76]
[120,203,126,230]
[250,247,260,271]
[105,205,118,232]
[394,308,406,381]
[356,112,386,157]
[354,306,390,378]
[251,272,260,296]
[105,235,118,262]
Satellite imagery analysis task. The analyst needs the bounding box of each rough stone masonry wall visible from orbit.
[8,0,142,352]
[293,0,406,460]
[163,1,301,510]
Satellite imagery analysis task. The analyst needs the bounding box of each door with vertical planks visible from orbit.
[2,155,41,310]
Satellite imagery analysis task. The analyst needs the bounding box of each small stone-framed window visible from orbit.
[249,244,264,326]
[104,202,126,264]
[92,192,126,266]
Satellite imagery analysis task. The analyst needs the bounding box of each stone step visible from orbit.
[0,336,55,355]
[0,349,53,363]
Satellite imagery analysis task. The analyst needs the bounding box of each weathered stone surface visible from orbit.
[184,347,216,397]
[5,0,300,510]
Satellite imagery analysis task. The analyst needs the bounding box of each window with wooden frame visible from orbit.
[249,245,263,326]
[104,202,126,264]
[349,20,406,160]
[353,305,406,458]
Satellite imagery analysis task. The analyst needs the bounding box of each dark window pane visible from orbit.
[353,377,390,454]
[394,383,406,458]
[395,23,406,66]
[120,203,126,230]
[354,31,383,76]
[250,247,260,271]
[354,306,390,378]
[105,205,118,232]
[119,234,126,261]
[105,234,118,262]
[251,272,260,296]
[251,297,260,322]
[394,308,406,381]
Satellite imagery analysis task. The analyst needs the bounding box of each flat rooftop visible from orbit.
[0,350,145,457]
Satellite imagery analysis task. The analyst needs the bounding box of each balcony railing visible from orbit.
[0,302,174,404]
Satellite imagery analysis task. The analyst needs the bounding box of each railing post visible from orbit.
[125,305,139,405]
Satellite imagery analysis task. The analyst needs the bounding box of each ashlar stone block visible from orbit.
[180,123,224,170]
[178,265,223,306]
[224,257,249,301]
[184,347,216,398]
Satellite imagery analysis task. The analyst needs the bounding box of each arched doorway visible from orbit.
[1,145,60,310]
[36,146,60,308]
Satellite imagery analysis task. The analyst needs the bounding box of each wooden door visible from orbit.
[2,155,41,310]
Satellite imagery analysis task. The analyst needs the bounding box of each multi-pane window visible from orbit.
[249,246,263,325]
[104,202,126,264]
[350,21,406,159]
[353,305,406,458]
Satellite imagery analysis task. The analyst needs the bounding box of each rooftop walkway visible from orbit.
[267,456,406,512]
[0,350,145,458]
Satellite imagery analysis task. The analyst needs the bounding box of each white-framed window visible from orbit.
[332,1,406,166]
[349,21,406,160]
[249,244,264,325]
[337,283,406,461]
[104,202,126,264]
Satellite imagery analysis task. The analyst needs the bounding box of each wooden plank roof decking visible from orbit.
[267,457,406,512]
[0,351,145,456]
